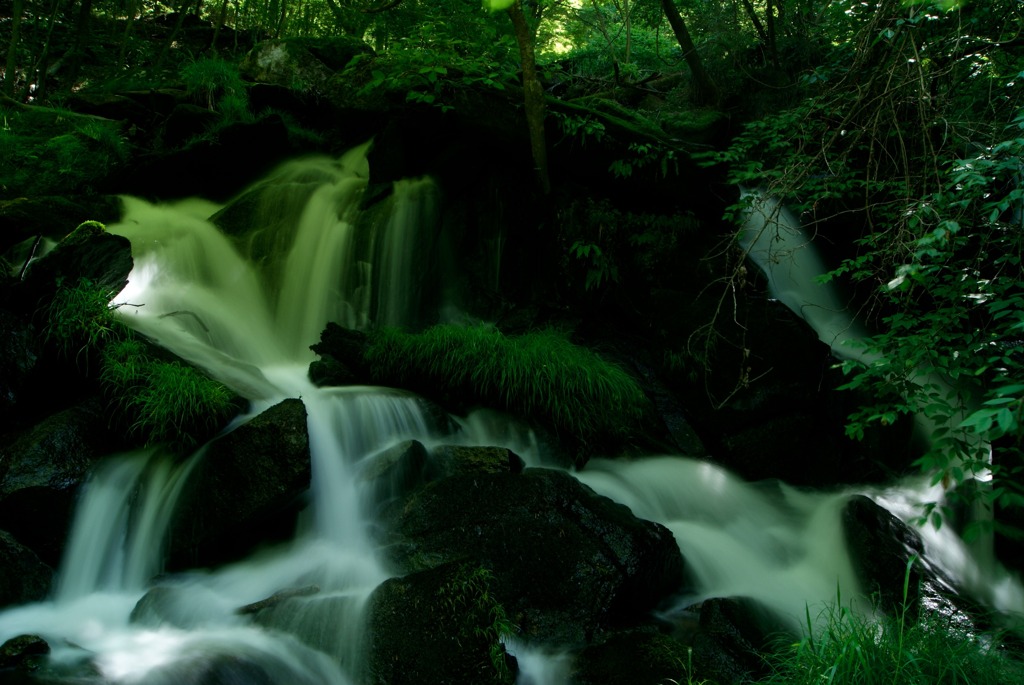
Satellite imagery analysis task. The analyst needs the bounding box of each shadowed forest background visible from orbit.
[2,0,1024,683]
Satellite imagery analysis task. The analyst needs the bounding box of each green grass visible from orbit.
[752,567,1024,685]
[438,564,516,681]
[365,324,650,460]
[101,338,238,450]
[44,275,126,371]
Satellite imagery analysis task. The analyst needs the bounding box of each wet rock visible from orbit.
[572,628,690,685]
[0,310,40,421]
[387,467,684,644]
[0,196,122,257]
[691,598,774,685]
[309,323,371,383]
[167,399,311,569]
[842,495,980,626]
[0,531,53,608]
[236,585,320,615]
[12,221,133,320]
[360,440,430,518]
[0,397,112,565]
[367,561,517,685]
[430,445,526,477]
[0,634,49,670]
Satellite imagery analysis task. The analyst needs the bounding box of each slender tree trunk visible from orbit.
[507,0,550,194]
[156,0,197,69]
[23,0,63,100]
[738,0,768,46]
[660,0,718,105]
[211,0,230,49]
[118,0,138,65]
[4,0,25,97]
[66,0,93,84]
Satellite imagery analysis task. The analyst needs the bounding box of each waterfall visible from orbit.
[2,152,1020,685]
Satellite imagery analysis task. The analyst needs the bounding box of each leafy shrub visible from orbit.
[365,324,650,460]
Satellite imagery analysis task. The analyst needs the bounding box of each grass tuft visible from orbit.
[44,276,126,371]
[365,324,650,460]
[753,562,1024,685]
[101,338,238,451]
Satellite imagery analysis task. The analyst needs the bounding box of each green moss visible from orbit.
[365,324,650,459]
[0,105,128,195]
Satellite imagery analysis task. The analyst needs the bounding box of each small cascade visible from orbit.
[577,457,864,629]
[57,449,200,601]
[738,188,871,364]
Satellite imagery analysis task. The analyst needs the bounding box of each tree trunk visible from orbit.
[118,0,138,65]
[4,0,25,97]
[507,0,551,194]
[156,0,196,69]
[660,0,718,105]
[66,0,94,84]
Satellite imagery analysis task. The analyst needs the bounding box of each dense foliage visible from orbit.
[712,0,1024,540]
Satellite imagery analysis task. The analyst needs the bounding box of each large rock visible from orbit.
[842,495,980,627]
[0,530,53,608]
[386,467,684,645]
[166,399,311,569]
[690,598,774,685]
[11,220,133,320]
[367,561,517,685]
[0,309,40,421]
[240,38,373,97]
[572,628,690,685]
[0,195,122,256]
[0,396,113,565]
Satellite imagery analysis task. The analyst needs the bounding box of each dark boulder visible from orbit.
[0,634,49,671]
[309,323,371,385]
[387,467,684,644]
[842,495,980,627]
[691,598,775,685]
[161,104,223,149]
[166,398,311,569]
[0,397,113,565]
[572,628,690,685]
[0,531,53,608]
[0,196,122,257]
[0,310,40,421]
[367,561,516,685]
[363,442,525,528]
[12,221,133,320]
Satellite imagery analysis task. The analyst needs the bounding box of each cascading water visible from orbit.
[2,155,1021,685]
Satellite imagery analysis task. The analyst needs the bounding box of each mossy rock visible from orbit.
[367,561,517,685]
[573,629,691,685]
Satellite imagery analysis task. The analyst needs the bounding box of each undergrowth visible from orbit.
[753,561,1024,685]
[101,337,238,450]
[365,324,650,461]
[439,564,516,681]
[0,104,129,195]
[43,261,238,450]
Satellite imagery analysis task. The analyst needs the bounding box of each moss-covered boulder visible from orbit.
[367,561,517,685]
[572,628,691,685]
[166,398,311,569]
[386,467,683,645]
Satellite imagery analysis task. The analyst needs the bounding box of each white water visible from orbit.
[1,158,1020,684]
